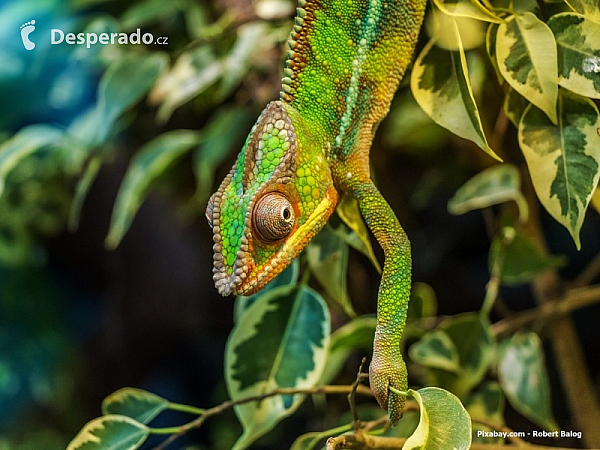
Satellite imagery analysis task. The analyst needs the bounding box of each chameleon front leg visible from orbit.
[352,180,411,426]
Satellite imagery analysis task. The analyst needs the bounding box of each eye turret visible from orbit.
[252,192,295,242]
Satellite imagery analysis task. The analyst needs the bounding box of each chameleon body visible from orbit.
[206,0,426,424]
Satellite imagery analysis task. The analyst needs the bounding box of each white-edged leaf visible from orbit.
[431,0,502,23]
[67,415,149,450]
[0,125,64,197]
[519,89,600,249]
[409,330,461,373]
[404,387,472,450]
[503,87,530,128]
[496,13,558,123]
[498,332,559,431]
[225,284,330,450]
[105,130,201,248]
[565,0,600,23]
[102,388,169,424]
[549,13,600,99]
[448,164,528,221]
[318,316,376,385]
[411,22,499,160]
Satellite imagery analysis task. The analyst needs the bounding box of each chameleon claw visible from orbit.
[369,343,407,426]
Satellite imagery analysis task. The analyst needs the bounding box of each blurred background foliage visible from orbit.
[0,0,599,449]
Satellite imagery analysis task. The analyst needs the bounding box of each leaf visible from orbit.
[503,87,530,128]
[68,156,103,232]
[485,22,503,84]
[448,164,528,221]
[489,230,565,285]
[464,382,505,444]
[306,225,353,316]
[409,330,461,373]
[407,282,438,321]
[591,188,600,213]
[225,284,330,450]
[119,0,187,29]
[411,24,499,160]
[318,316,376,385]
[335,195,381,273]
[565,0,600,23]
[102,388,169,424]
[66,415,149,450]
[428,313,495,397]
[498,332,559,431]
[194,106,254,203]
[233,258,299,322]
[548,13,600,99]
[519,89,600,249]
[0,125,64,197]
[404,387,472,450]
[431,0,502,23]
[496,13,558,123]
[97,52,168,132]
[105,130,201,249]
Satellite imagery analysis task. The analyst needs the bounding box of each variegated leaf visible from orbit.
[102,388,169,424]
[566,0,600,23]
[496,13,558,123]
[548,13,600,99]
[431,0,502,23]
[411,21,499,160]
[519,89,600,249]
[225,284,330,450]
[67,415,149,450]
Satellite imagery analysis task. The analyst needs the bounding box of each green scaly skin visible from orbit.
[206,0,426,425]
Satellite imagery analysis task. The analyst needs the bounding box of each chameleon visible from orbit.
[206,0,426,425]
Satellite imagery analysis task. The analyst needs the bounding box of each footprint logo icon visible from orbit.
[20,20,36,50]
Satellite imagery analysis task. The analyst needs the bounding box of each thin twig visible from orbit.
[152,384,373,450]
[349,357,369,432]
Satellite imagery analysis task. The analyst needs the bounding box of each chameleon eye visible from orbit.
[252,192,295,242]
[206,193,216,228]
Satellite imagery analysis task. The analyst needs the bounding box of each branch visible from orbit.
[151,384,373,450]
[492,283,600,336]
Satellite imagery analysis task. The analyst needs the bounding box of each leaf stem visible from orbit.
[167,401,205,415]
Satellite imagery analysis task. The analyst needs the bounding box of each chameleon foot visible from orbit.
[369,344,407,426]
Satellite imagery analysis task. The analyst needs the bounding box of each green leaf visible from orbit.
[306,225,353,316]
[565,0,600,23]
[97,52,168,131]
[489,230,565,285]
[225,284,330,450]
[548,13,600,99]
[404,387,472,450]
[498,332,559,431]
[194,106,254,203]
[409,330,461,373]
[519,89,600,249]
[411,24,499,160]
[233,258,299,322]
[448,164,528,221]
[0,125,64,197]
[67,415,149,450]
[485,22,503,84]
[428,313,495,397]
[105,130,201,249]
[119,0,187,29]
[335,195,381,273]
[101,388,169,424]
[464,382,505,444]
[407,282,438,321]
[318,316,376,385]
[503,87,530,128]
[496,13,558,123]
[68,155,103,232]
[431,0,502,23]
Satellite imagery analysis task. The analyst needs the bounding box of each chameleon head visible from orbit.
[206,101,339,296]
